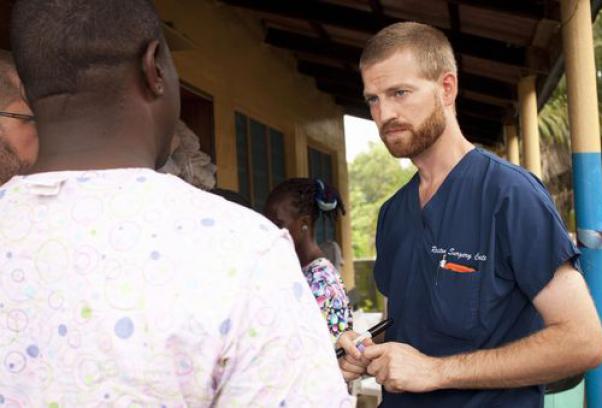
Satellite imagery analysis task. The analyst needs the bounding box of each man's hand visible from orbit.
[363,342,441,393]
[336,331,373,381]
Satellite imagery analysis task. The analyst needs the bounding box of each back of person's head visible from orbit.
[10,0,181,168]
[11,0,162,102]
[359,22,457,81]
[267,178,345,226]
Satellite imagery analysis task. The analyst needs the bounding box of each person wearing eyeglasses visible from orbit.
[0,50,38,184]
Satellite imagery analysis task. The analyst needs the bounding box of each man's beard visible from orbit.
[379,95,447,159]
[0,138,26,185]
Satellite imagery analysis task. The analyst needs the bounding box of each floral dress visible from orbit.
[302,257,353,340]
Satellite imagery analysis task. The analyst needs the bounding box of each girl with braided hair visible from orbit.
[265,178,353,340]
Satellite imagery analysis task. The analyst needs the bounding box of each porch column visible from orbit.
[518,75,542,178]
[561,0,602,405]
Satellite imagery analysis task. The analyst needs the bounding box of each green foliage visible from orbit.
[349,142,416,258]
[358,298,374,312]
[538,77,569,145]
[538,13,602,144]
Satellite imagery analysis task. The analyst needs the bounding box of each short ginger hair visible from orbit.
[360,22,457,81]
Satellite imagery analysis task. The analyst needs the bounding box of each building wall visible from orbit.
[156,0,355,286]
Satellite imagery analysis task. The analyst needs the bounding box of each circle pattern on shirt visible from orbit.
[114,317,134,339]
[26,344,39,358]
[4,351,26,373]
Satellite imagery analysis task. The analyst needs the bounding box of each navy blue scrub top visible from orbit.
[374,148,579,408]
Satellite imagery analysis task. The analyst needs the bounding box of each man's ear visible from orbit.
[440,72,458,107]
[142,40,165,97]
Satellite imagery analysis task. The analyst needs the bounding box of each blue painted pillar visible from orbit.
[561,0,602,406]
[573,154,602,407]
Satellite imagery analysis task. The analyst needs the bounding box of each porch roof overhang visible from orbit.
[219,0,602,147]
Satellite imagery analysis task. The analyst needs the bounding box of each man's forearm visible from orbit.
[437,322,600,389]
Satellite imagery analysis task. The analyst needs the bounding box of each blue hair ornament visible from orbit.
[314,179,338,212]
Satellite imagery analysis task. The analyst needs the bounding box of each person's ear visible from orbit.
[142,40,166,97]
[439,71,458,107]
[297,215,312,234]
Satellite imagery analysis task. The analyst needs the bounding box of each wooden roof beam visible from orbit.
[368,0,385,17]
[447,0,561,21]
[266,28,540,75]
[298,60,517,104]
[223,0,543,69]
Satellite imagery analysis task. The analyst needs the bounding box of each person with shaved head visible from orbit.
[1,0,352,406]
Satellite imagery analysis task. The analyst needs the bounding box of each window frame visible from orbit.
[235,111,286,211]
[306,141,341,247]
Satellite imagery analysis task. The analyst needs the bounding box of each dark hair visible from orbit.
[267,178,346,225]
[10,0,163,102]
[0,50,20,110]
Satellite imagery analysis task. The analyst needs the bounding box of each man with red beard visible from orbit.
[336,22,602,408]
[0,50,38,184]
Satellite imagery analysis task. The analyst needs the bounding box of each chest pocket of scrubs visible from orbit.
[430,266,481,340]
